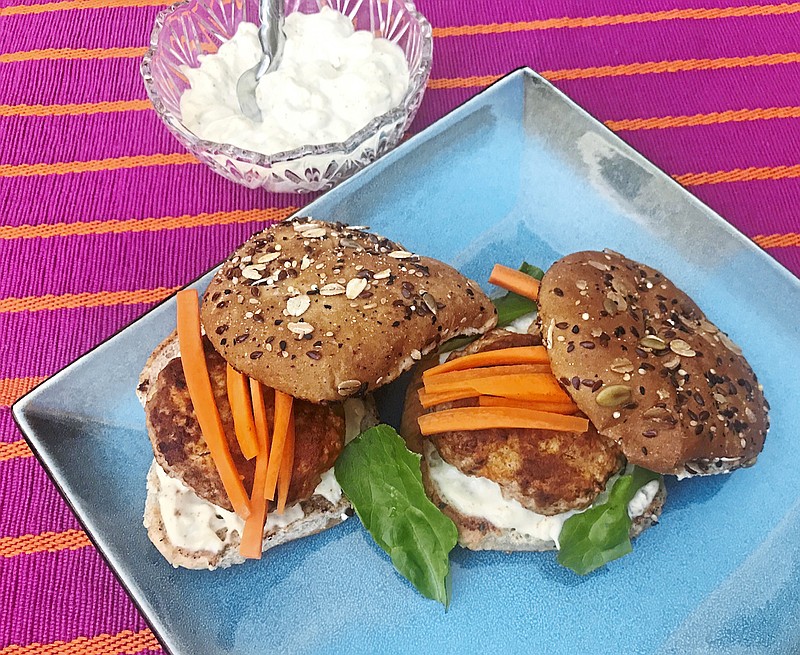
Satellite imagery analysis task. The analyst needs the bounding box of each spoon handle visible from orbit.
[256,0,285,79]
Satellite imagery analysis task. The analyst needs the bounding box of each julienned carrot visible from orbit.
[176,289,250,519]
[489,264,540,301]
[226,365,259,460]
[276,413,296,514]
[240,380,272,559]
[422,364,552,391]
[477,395,578,415]
[424,373,572,403]
[250,379,271,456]
[264,390,293,501]
[417,406,589,436]
[423,346,549,378]
[240,446,269,558]
[417,387,480,409]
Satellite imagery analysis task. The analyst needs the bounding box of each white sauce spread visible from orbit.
[154,462,245,554]
[425,444,658,549]
[180,7,409,155]
[627,479,660,518]
[504,311,537,335]
[152,398,368,555]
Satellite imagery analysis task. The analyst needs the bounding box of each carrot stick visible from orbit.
[423,364,552,391]
[264,390,293,501]
[477,395,579,414]
[417,406,589,435]
[424,372,571,402]
[276,411,295,514]
[489,264,540,301]
[176,289,250,519]
[423,346,549,378]
[250,379,271,456]
[240,380,272,559]
[418,387,480,409]
[240,450,269,558]
[226,365,259,460]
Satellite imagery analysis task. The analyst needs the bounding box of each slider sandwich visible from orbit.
[137,218,497,569]
[402,250,769,567]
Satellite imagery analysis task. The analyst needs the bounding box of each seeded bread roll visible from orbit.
[200,218,498,403]
[537,250,769,477]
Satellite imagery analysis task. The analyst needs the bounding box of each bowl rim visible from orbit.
[139,0,433,167]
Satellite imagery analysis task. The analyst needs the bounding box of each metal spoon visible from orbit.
[236,0,285,122]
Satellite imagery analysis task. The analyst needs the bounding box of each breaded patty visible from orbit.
[405,330,624,515]
[144,335,345,512]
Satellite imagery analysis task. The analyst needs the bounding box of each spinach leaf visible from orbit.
[493,261,545,327]
[334,425,458,606]
[557,467,661,575]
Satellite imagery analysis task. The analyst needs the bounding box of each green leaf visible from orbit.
[334,425,459,606]
[557,467,660,575]
[494,261,545,327]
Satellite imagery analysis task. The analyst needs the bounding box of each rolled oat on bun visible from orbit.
[201,217,498,403]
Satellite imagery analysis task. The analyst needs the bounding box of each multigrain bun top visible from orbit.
[537,250,769,477]
[200,218,497,403]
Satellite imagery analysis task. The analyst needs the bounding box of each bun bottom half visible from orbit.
[420,443,666,553]
[144,461,353,570]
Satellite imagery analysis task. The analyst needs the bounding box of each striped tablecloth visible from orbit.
[2,0,799,652]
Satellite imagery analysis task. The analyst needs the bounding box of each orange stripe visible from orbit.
[0,528,91,559]
[753,232,800,248]
[0,0,166,16]
[433,3,800,36]
[0,47,147,64]
[0,287,179,314]
[0,376,47,406]
[2,0,798,25]
[0,99,151,118]
[0,440,33,462]
[0,153,198,178]
[547,52,800,80]
[674,164,800,186]
[606,106,800,131]
[427,53,800,89]
[0,207,296,240]
[0,628,159,655]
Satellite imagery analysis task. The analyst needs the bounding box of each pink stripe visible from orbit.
[0,112,180,166]
[689,178,800,235]
[0,58,146,105]
[0,230,240,296]
[431,17,800,77]
[0,305,164,378]
[1,7,158,52]
[0,546,151,648]
[554,67,800,121]
[0,166,294,228]
[416,0,793,27]
[0,444,82,538]
[618,120,800,177]
[764,246,800,275]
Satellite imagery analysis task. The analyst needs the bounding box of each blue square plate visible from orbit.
[14,68,800,655]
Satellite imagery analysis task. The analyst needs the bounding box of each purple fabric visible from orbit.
[2,0,799,651]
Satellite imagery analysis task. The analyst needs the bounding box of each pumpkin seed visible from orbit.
[596,385,633,407]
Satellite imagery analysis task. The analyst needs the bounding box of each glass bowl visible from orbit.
[141,0,433,194]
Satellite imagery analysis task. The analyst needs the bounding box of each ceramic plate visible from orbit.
[14,69,800,655]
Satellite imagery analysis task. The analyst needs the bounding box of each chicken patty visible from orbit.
[144,336,345,512]
[405,329,624,515]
